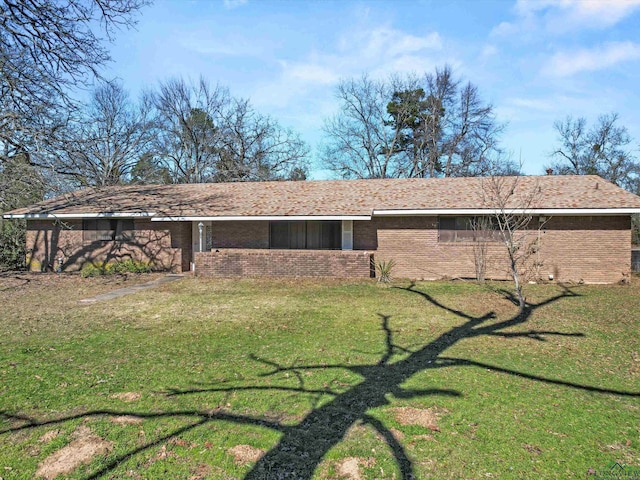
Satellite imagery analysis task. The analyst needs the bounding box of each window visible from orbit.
[269,221,341,249]
[438,216,501,243]
[83,219,135,243]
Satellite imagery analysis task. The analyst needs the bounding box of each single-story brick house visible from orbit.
[4,175,640,283]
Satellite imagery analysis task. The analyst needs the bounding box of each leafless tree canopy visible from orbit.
[548,113,640,192]
[54,80,155,186]
[152,77,309,184]
[152,77,229,184]
[321,66,505,179]
[321,75,402,179]
[215,98,308,182]
[481,176,544,312]
[0,0,149,165]
[0,153,46,269]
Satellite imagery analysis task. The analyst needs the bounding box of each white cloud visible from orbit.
[374,54,440,77]
[495,96,557,123]
[491,21,519,37]
[223,0,247,9]
[493,0,640,36]
[509,97,555,111]
[518,0,640,29]
[179,35,254,56]
[280,62,339,85]
[248,25,445,133]
[281,26,442,85]
[544,41,640,77]
[252,25,444,110]
[480,44,499,58]
[364,28,442,58]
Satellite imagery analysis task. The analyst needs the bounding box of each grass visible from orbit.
[0,272,639,479]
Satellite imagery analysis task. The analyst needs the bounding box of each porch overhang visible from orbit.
[151,215,372,221]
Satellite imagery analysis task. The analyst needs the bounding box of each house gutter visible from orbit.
[2,212,156,219]
[372,208,640,216]
[6,208,640,220]
[150,215,372,221]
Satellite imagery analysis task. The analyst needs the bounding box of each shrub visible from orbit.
[0,219,26,271]
[374,259,396,283]
[81,264,104,278]
[81,260,151,278]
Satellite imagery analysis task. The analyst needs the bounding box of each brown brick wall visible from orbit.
[537,216,631,284]
[356,216,510,280]
[354,215,632,284]
[195,249,372,278]
[211,221,269,248]
[25,215,632,282]
[25,219,189,272]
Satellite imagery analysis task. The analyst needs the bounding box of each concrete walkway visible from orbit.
[78,274,185,304]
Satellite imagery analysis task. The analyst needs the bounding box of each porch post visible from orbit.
[341,220,353,250]
[198,222,204,253]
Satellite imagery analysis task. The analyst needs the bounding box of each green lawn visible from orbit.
[0,273,639,479]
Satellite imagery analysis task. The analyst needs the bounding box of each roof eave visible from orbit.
[372,208,640,216]
[150,215,372,221]
[2,212,156,219]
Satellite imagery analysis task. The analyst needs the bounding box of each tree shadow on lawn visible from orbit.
[2,283,639,479]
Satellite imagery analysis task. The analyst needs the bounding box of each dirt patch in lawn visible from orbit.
[227,444,265,464]
[337,457,362,479]
[110,391,141,402]
[389,427,405,441]
[0,271,162,296]
[38,429,60,443]
[35,426,112,479]
[188,464,212,480]
[111,415,143,425]
[146,444,173,466]
[336,457,376,479]
[392,406,448,431]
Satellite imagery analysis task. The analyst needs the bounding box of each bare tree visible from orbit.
[320,75,405,179]
[321,67,504,179]
[469,216,494,283]
[396,66,503,177]
[548,113,639,191]
[0,153,46,270]
[481,176,545,312]
[216,98,308,182]
[129,152,172,185]
[152,77,230,183]
[55,81,154,186]
[153,78,309,184]
[0,0,149,168]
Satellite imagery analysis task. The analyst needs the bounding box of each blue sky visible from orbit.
[106,0,640,179]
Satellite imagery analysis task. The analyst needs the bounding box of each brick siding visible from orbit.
[195,249,372,278]
[211,221,269,248]
[26,215,633,283]
[539,216,631,283]
[354,215,632,284]
[355,217,511,281]
[25,219,190,272]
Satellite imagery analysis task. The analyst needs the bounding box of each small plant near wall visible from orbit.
[374,259,396,283]
[81,260,151,278]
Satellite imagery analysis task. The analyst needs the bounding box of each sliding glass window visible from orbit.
[269,221,341,249]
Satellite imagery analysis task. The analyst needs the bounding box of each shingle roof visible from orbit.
[5,175,640,218]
